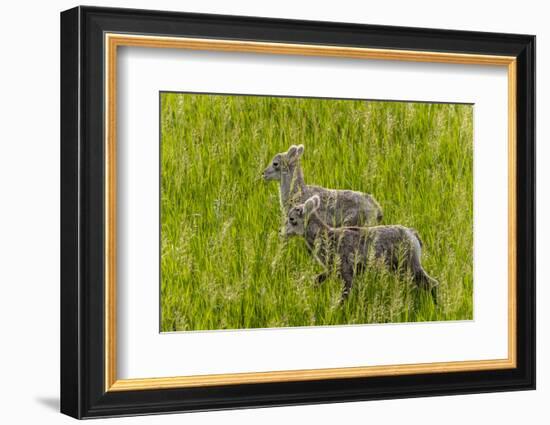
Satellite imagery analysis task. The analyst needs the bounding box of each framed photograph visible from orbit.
[60,6,535,419]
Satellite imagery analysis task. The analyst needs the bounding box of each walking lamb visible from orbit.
[285,194,439,304]
[262,145,383,227]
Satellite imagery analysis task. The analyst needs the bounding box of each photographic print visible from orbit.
[160,93,473,332]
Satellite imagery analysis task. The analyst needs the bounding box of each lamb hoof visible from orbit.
[315,273,328,286]
[430,286,439,305]
[338,292,350,306]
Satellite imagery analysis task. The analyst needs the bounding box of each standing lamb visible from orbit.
[285,195,439,304]
[262,145,383,227]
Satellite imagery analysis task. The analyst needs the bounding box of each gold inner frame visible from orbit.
[104,33,517,392]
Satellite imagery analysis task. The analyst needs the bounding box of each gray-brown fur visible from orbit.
[263,145,383,227]
[286,195,439,303]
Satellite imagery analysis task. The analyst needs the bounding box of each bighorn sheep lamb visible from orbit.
[285,195,439,303]
[263,145,383,227]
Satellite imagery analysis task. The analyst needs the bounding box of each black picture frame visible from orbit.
[60,5,535,419]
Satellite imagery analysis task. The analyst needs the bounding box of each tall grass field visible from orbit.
[160,93,473,332]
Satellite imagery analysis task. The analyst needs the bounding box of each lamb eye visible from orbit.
[273,162,279,167]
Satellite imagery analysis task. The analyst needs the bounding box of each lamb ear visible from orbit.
[303,195,321,215]
[287,144,304,162]
[286,145,298,157]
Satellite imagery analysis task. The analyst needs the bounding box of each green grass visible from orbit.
[160,93,473,332]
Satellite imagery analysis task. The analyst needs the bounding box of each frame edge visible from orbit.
[516,35,536,391]
[60,6,83,420]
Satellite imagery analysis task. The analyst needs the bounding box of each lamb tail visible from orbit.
[420,272,439,305]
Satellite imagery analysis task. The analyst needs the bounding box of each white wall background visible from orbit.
[0,0,545,423]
